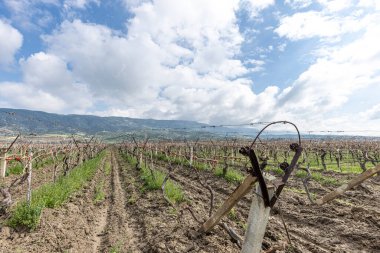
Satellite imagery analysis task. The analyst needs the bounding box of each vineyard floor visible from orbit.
[1,149,379,252]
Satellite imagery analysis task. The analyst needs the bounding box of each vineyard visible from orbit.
[0,127,379,253]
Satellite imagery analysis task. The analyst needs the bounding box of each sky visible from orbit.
[0,0,379,134]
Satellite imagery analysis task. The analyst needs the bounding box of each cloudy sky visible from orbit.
[0,0,379,134]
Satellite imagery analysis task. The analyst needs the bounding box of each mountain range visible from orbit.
[0,108,210,138]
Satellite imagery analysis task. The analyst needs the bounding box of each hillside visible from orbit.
[0,108,208,136]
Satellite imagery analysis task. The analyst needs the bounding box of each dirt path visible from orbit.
[97,150,138,252]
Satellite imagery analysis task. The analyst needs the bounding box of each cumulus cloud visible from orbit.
[275,10,374,41]
[0,20,23,69]
[3,0,59,30]
[0,52,92,113]
[272,12,380,131]
[1,0,379,134]
[39,0,278,123]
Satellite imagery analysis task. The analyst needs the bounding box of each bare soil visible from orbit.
[1,149,379,253]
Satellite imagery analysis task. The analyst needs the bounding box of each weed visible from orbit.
[125,154,184,204]
[7,164,23,175]
[127,195,137,205]
[104,161,111,176]
[311,172,341,187]
[94,181,105,204]
[7,202,43,230]
[228,208,238,221]
[7,152,105,230]
[214,167,244,184]
[270,167,285,176]
[109,241,123,253]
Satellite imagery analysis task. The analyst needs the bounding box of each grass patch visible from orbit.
[109,241,123,253]
[285,187,317,200]
[214,167,244,184]
[269,167,285,176]
[311,172,341,187]
[295,169,342,187]
[7,163,23,175]
[295,170,308,178]
[94,180,105,204]
[7,152,105,230]
[228,208,238,221]
[124,154,184,205]
[104,161,111,176]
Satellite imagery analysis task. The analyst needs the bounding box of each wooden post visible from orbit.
[241,184,274,253]
[316,164,380,205]
[27,148,33,205]
[190,146,193,167]
[79,147,84,165]
[0,151,7,178]
[150,150,154,170]
[200,175,257,233]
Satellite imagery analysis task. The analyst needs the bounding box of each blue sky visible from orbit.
[0,0,379,134]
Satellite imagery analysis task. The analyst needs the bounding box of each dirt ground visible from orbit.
[0,148,379,253]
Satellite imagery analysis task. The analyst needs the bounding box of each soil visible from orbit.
[0,148,379,253]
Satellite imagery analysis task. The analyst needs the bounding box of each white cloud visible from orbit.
[285,0,313,9]
[275,10,372,41]
[122,0,151,9]
[0,20,23,69]
[63,0,100,10]
[362,104,380,120]
[3,0,59,30]
[1,0,379,135]
[317,0,353,12]
[275,20,380,127]
[37,0,284,123]
[0,52,92,113]
[0,82,67,112]
[240,0,275,18]
[358,0,380,10]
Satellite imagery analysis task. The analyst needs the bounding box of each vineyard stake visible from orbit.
[200,174,258,233]
[316,164,380,205]
[0,150,7,178]
[241,184,275,253]
[27,148,33,205]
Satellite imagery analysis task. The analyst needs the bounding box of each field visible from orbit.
[0,135,379,253]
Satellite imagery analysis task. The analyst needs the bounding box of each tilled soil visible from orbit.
[0,149,379,253]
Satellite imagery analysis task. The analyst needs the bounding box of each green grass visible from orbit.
[214,166,244,184]
[295,169,341,187]
[228,208,238,221]
[295,170,308,178]
[269,166,285,176]
[311,172,341,186]
[154,152,244,183]
[124,153,184,205]
[104,161,111,176]
[34,156,55,170]
[109,242,123,253]
[7,163,24,175]
[94,180,105,204]
[7,151,105,230]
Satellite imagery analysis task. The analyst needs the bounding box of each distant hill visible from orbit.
[0,108,209,137]
[2,108,367,141]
